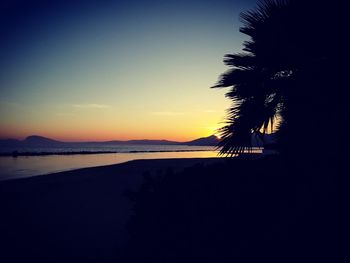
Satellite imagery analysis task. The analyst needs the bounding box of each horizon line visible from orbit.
[0,134,219,143]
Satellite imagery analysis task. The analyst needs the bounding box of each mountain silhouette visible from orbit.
[0,134,279,148]
[23,135,63,145]
[0,135,220,147]
[183,135,219,146]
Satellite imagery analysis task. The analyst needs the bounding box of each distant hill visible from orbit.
[22,135,63,146]
[183,135,219,146]
[0,136,65,148]
[0,134,277,148]
[182,133,276,147]
[0,135,217,147]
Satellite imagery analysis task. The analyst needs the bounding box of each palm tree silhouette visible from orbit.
[212,0,292,156]
[212,0,346,160]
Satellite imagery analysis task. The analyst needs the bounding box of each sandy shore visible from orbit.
[0,157,224,262]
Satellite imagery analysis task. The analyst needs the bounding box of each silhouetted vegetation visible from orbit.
[123,156,349,262]
[213,0,348,162]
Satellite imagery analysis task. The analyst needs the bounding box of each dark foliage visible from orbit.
[213,0,349,159]
[123,157,349,262]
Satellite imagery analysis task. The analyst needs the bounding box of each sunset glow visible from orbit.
[0,0,256,142]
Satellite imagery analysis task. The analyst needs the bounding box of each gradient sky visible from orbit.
[0,0,257,142]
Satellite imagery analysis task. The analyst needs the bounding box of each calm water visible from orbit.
[0,144,215,154]
[0,146,219,181]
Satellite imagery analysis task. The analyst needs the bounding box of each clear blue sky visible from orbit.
[0,0,257,141]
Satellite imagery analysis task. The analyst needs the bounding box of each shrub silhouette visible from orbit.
[123,156,346,262]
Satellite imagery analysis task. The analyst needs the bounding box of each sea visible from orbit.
[0,144,219,181]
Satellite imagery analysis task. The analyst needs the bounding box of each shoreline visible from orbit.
[0,148,218,157]
[0,151,225,181]
[0,157,225,184]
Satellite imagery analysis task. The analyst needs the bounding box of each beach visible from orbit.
[0,157,224,262]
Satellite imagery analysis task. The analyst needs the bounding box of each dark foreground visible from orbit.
[0,156,349,262]
[0,158,223,263]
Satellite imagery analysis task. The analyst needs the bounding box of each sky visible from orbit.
[0,0,257,142]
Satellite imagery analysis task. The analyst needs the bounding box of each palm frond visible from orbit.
[223,53,256,69]
[211,68,257,89]
[240,0,290,37]
[218,92,282,156]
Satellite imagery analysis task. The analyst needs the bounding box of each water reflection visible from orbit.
[0,151,223,181]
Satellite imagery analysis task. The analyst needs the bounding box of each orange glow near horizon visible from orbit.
[0,0,249,143]
[0,130,220,142]
[0,83,229,141]
[0,108,227,142]
[0,126,224,142]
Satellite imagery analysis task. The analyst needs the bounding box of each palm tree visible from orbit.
[212,0,345,160]
[212,0,292,156]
